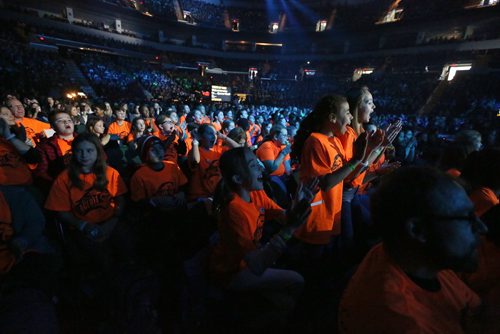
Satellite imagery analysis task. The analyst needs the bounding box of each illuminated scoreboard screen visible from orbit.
[211,85,232,102]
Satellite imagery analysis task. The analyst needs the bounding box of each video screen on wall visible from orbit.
[211,85,232,102]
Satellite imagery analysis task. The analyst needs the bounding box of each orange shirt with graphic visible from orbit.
[107,121,132,141]
[295,133,344,244]
[209,190,285,285]
[0,138,32,185]
[470,187,499,217]
[339,243,481,334]
[45,167,127,224]
[256,140,290,176]
[130,161,188,202]
[0,192,15,273]
[16,117,50,145]
[187,145,224,200]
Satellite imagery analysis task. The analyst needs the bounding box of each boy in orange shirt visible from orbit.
[130,136,187,209]
[107,108,132,142]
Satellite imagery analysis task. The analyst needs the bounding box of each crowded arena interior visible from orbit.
[0,0,499,332]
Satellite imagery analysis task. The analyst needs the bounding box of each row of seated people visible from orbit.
[1,86,499,332]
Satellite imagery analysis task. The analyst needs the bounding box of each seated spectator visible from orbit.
[107,108,131,141]
[34,111,75,193]
[209,147,315,328]
[256,125,291,178]
[339,167,487,333]
[87,117,111,147]
[5,97,50,145]
[156,114,187,163]
[44,133,129,274]
[187,124,224,202]
[127,117,147,145]
[0,110,40,186]
[130,135,187,210]
[227,127,247,147]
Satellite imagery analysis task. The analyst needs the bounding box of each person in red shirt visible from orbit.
[209,147,316,330]
[34,111,75,194]
[339,167,488,334]
[107,108,132,142]
[45,133,129,274]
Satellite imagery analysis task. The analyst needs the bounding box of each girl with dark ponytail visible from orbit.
[291,94,383,258]
[210,147,317,327]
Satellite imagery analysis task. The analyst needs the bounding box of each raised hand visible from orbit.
[366,129,385,155]
[287,178,319,229]
[281,144,292,156]
[383,120,403,147]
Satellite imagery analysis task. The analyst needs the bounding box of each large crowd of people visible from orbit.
[0,1,500,333]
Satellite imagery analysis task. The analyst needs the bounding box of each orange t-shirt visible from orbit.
[187,145,224,200]
[463,236,500,297]
[209,190,285,285]
[339,243,481,334]
[256,140,290,176]
[295,133,344,244]
[107,121,132,140]
[0,192,15,273]
[130,161,188,202]
[338,126,366,189]
[16,117,50,144]
[0,138,33,186]
[470,187,499,217]
[45,167,127,224]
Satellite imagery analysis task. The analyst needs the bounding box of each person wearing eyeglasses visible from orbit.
[34,111,75,194]
[339,167,488,334]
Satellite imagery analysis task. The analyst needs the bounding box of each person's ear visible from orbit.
[231,174,244,186]
[404,217,427,244]
[329,113,337,123]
